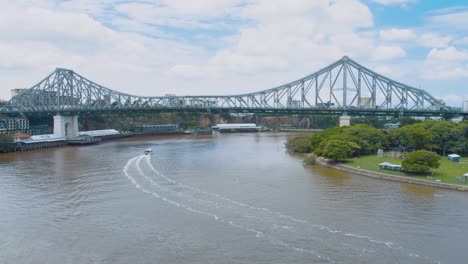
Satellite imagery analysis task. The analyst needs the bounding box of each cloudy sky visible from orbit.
[0,0,467,106]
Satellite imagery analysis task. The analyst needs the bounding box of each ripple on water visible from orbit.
[2,135,467,264]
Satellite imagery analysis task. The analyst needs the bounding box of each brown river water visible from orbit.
[1,132,467,264]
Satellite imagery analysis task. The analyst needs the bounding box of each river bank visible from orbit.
[315,157,468,192]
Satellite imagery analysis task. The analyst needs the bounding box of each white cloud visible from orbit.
[371,45,406,61]
[427,46,468,61]
[379,28,416,41]
[0,1,209,98]
[422,47,468,80]
[169,0,374,79]
[437,94,465,106]
[427,10,468,30]
[114,1,247,30]
[0,0,466,105]
[416,33,452,48]
[371,0,416,6]
[378,29,452,49]
[455,36,468,46]
[373,63,414,79]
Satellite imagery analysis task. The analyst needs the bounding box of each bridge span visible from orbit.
[0,56,465,118]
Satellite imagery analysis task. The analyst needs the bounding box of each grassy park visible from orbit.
[345,155,468,185]
[286,120,468,187]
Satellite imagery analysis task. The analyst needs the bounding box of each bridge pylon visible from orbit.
[53,114,79,138]
[339,114,351,127]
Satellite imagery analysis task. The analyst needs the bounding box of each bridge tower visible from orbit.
[53,115,79,138]
[339,115,351,127]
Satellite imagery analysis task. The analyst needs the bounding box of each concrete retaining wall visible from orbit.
[316,157,468,192]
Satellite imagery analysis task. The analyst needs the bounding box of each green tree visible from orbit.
[393,124,432,150]
[344,124,388,154]
[351,116,386,128]
[398,117,420,127]
[308,115,338,129]
[402,150,440,174]
[427,121,461,156]
[286,137,312,153]
[322,140,353,161]
[456,121,468,155]
[0,134,13,153]
[309,127,344,155]
[305,124,387,156]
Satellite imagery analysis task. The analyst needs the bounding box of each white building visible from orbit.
[212,123,261,132]
[11,88,27,97]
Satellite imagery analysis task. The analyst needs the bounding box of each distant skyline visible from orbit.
[0,0,467,106]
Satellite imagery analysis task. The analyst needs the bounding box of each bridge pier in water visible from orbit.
[339,115,351,127]
[53,115,79,138]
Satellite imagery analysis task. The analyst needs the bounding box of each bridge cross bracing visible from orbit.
[1,56,461,117]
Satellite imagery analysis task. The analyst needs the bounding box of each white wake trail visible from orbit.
[124,155,334,263]
[123,155,439,264]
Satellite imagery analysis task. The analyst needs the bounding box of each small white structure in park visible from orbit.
[379,162,403,171]
[448,154,461,163]
[463,173,468,182]
[377,149,384,158]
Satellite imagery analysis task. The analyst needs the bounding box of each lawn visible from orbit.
[345,155,468,186]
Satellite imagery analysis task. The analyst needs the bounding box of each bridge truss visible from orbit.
[2,56,461,117]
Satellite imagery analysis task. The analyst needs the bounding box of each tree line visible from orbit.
[287,124,388,159]
[287,120,468,173]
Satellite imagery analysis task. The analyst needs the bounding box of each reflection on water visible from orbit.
[306,165,353,186]
[1,133,468,264]
[401,183,437,197]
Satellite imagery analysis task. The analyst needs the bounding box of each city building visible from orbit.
[0,120,7,131]
[0,118,30,131]
[359,97,374,108]
[11,88,27,97]
[287,99,301,108]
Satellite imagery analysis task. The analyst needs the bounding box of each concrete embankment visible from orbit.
[315,157,468,192]
[279,129,324,132]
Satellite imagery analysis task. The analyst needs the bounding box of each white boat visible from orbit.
[144,148,152,155]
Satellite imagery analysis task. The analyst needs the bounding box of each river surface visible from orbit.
[1,132,468,264]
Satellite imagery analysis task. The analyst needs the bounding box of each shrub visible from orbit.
[402,150,440,174]
[0,134,13,153]
[303,154,317,165]
[286,137,312,153]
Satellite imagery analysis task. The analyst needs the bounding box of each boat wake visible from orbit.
[123,155,439,264]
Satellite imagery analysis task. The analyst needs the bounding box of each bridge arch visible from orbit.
[3,56,462,118]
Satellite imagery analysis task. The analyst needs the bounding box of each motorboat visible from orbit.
[144,148,152,155]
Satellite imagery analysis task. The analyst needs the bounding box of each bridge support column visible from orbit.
[53,115,79,138]
[339,115,351,127]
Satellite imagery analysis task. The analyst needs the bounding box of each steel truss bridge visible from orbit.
[1,56,465,117]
